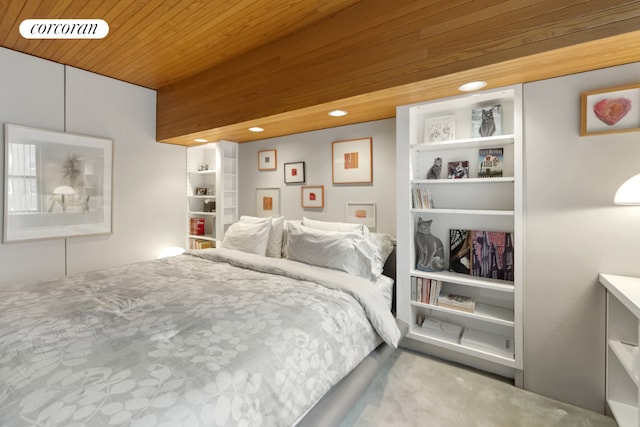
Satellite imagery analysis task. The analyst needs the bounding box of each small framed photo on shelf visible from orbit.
[477,147,504,178]
[346,202,376,228]
[195,187,207,195]
[424,115,456,143]
[258,149,277,171]
[580,83,640,136]
[284,161,305,184]
[332,137,372,184]
[256,188,280,217]
[447,161,469,179]
[301,186,324,208]
[471,104,502,138]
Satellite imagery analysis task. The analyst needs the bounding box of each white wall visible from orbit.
[523,62,640,412]
[0,48,186,285]
[237,119,396,235]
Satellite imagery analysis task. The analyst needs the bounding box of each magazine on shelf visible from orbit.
[461,328,514,358]
[424,115,456,143]
[477,147,504,178]
[420,317,463,343]
[471,104,502,138]
[437,291,475,313]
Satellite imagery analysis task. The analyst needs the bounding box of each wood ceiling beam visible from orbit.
[156,0,640,145]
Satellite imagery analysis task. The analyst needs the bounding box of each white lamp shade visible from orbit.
[53,185,76,195]
[614,174,640,205]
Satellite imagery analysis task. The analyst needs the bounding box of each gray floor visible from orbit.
[341,348,617,427]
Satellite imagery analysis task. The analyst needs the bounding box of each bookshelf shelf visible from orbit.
[600,273,640,427]
[397,85,523,382]
[187,141,238,249]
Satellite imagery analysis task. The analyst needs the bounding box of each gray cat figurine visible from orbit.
[415,218,445,272]
[426,157,442,179]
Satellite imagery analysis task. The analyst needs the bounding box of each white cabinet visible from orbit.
[396,85,523,381]
[600,273,640,427]
[187,141,237,248]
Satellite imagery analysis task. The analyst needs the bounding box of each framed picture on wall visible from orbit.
[332,137,372,184]
[284,161,305,184]
[581,83,640,136]
[3,124,113,243]
[258,149,277,170]
[256,188,280,217]
[301,186,324,209]
[346,202,376,228]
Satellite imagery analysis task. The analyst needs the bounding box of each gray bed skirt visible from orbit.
[296,319,408,427]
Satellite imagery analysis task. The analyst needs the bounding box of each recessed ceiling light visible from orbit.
[458,81,487,92]
[328,110,348,117]
[194,138,207,143]
[249,127,264,132]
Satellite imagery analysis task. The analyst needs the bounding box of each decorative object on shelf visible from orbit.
[256,188,280,217]
[477,148,504,178]
[203,200,216,212]
[471,104,502,138]
[189,217,205,236]
[447,160,469,179]
[346,202,376,228]
[195,187,207,195]
[258,149,277,171]
[301,186,324,208]
[581,83,640,135]
[614,173,640,205]
[424,115,455,143]
[449,229,472,274]
[414,218,445,272]
[3,124,113,243]
[470,230,512,281]
[426,157,442,179]
[332,137,373,184]
[284,161,305,184]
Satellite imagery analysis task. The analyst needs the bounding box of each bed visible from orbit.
[0,217,404,426]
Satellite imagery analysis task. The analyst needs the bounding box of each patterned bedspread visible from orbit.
[0,248,400,426]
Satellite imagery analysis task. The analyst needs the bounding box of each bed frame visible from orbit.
[296,247,408,426]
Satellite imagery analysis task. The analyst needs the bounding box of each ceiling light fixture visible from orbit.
[458,81,487,92]
[249,127,264,132]
[329,110,348,117]
[194,138,207,143]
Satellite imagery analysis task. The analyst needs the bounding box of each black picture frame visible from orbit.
[284,161,305,184]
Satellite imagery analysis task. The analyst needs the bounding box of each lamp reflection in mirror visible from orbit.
[614,174,640,205]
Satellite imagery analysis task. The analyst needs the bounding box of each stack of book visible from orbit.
[189,217,205,235]
[419,317,463,343]
[411,277,441,304]
[437,291,476,313]
[189,239,214,249]
[460,328,514,358]
[411,186,434,209]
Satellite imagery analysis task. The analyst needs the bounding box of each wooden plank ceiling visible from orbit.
[2,0,640,146]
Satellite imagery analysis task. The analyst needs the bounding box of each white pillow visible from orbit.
[222,219,271,256]
[302,217,371,240]
[370,232,396,265]
[285,222,381,280]
[239,215,284,258]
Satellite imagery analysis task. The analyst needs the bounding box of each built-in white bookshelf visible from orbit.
[600,273,640,427]
[186,141,238,248]
[396,85,524,382]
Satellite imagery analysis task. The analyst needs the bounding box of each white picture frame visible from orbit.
[3,124,113,242]
[346,202,376,228]
[256,188,280,217]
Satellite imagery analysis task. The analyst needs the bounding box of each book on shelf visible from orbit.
[412,276,443,305]
[424,115,456,143]
[437,291,475,313]
[447,160,469,179]
[449,228,515,282]
[477,147,504,178]
[449,229,472,275]
[460,328,514,358]
[189,217,205,235]
[412,187,434,209]
[420,317,463,343]
[189,239,214,249]
[471,104,502,138]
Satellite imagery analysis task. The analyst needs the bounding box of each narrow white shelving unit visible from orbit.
[599,273,640,427]
[186,141,238,248]
[396,85,524,382]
